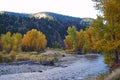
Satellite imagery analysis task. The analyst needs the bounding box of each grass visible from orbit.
[0,51,63,65]
[89,68,120,80]
[105,69,120,80]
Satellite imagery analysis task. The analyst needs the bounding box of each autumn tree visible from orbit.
[82,27,95,53]
[91,16,105,52]
[66,26,77,51]
[76,29,85,52]
[64,26,87,53]
[22,29,47,52]
[1,32,13,53]
[64,35,73,50]
[0,32,23,53]
[64,26,95,53]
[12,33,22,52]
[92,0,120,65]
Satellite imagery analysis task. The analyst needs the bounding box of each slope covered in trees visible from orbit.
[0,12,93,47]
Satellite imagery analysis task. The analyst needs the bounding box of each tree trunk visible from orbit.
[115,50,119,64]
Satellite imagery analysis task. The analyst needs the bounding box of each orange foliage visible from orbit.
[22,29,47,51]
[64,35,73,49]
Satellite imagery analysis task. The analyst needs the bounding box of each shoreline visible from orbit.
[0,54,109,80]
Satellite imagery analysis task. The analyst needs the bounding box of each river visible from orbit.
[0,54,109,80]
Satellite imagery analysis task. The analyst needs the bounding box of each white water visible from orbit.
[0,54,109,80]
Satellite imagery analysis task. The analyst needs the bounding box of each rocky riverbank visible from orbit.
[0,54,109,80]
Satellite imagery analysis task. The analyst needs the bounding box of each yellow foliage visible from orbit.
[12,33,22,51]
[76,30,84,50]
[64,35,73,50]
[1,32,12,53]
[91,0,120,65]
[22,29,47,51]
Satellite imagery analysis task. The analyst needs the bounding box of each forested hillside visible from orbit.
[0,11,93,47]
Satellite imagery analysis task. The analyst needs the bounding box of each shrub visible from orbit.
[35,54,58,65]
[8,51,17,61]
[0,53,12,63]
[15,54,30,62]
[4,55,12,63]
[0,51,62,66]
[30,55,38,62]
[52,41,61,49]
[0,53,5,63]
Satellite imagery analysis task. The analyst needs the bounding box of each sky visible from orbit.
[0,0,98,18]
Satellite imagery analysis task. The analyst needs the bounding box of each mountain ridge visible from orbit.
[0,11,93,21]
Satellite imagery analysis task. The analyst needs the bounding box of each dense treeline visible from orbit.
[0,29,62,64]
[64,26,94,53]
[0,29,47,53]
[0,13,88,47]
[64,0,120,66]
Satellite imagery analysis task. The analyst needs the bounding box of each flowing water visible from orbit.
[0,54,109,80]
